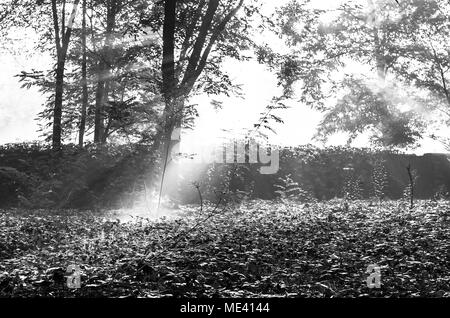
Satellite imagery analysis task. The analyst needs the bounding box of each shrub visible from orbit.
[274,174,314,202]
[0,142,158,209]
[0,166,34,207]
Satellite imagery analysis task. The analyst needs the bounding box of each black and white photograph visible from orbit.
[0,0,449,307]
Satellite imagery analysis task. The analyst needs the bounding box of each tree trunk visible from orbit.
[51,0,80,150]
[161,0,179,149]
[94,78,106,142]
[53,59,65,150]
[94,2,116,143]
[154,0,178,208]
[154,0,244,206]
[78,0,88,147]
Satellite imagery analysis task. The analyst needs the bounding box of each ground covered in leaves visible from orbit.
[0,200,449,297]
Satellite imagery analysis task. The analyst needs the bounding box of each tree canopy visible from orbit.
[263,0,450,150]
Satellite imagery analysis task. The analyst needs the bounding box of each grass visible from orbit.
[0,199,449,297]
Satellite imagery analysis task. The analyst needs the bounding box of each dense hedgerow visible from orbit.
[1,142,450,209]
[0,142,158,209]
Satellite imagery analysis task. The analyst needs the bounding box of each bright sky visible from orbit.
[0,41,52,144]
[0,0,447,154]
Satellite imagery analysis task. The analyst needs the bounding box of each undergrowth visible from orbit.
[0,200,449,297]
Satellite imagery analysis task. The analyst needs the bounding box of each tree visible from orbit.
[267,0,450,149]
[17,0,160,145]
[77,0,159,144]
[0,0,19,25]
[389,0,450,147]
[140,0,261,203]
[51,0,81,150]
[7,0,264,206]
[158,0,248,148]
[93,0,119,143]
[10,0,82,150]
[315,75,425,148]
[78,0,88,147]
[13,0,260,149]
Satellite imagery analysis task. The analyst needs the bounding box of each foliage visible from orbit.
[0,142,158,209]
[0,166,33,206]
[315,76,425,148]
[4,0,264,147]
[274,174,313,202]
[2,143,450,209]
[202,163,255,204]
[268,0,450,148]
[433,184,450,201]
[342,168,364,201]
[372,158,388,200]
[0,200,449,297]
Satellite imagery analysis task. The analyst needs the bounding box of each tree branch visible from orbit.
[62,0,66,37]
[180,0,219,89]
[51,0,62,53]
[61,0,80,60]
[431,46,450,106]
[179,0,206,64]
[182,0,244,94]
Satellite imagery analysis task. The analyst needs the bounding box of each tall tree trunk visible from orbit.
[155,0,178,208]
[154,0,244,207]
[162,0,178,139]
[51,0,80,150]
[94,78,106,142]
[161,0,180,163]
[94,1,116,143]
[79,0,88,147]
[53,59,65,150]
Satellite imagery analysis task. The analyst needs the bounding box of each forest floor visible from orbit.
[0,199,449,297]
